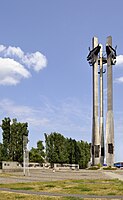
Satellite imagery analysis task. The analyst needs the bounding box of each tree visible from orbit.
[45,132,91,168]
[1,117,29,162]
[29,140,45,163]
[45,132,68,165]
[0,143,3,162]
[1,117,90,168]
[15,121,29,162]
[66,138,81,165]
[66,138,75,164]
[74,140,81,164]
[84,142,91,167]
[77,140,91,168]
[1,117,11,160]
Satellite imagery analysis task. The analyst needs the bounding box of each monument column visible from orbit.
[99,44,105,165]
[87,36,116,166]
[106,36,115,166]
[92,37,100,165]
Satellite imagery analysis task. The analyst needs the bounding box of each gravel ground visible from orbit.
[0,169,120,184]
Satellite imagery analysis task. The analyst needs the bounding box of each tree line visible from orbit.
[0,117,91,168]
[44,132,91,168]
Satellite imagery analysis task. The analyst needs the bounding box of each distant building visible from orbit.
[1,161,79,171]
[54,163,79,170]
[2,161,22,172]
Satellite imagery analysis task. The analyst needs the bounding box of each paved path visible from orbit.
[1,170,123,184]
[0,169,112,184]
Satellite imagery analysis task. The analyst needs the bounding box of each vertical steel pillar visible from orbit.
[92,37,100,166]
[99,44,105,165]
[106,36,114,166]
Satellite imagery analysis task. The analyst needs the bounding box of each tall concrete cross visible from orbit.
[99,44,105,165]
[87,36,116,166]
[87,37,101,165]
[106,36,116,166]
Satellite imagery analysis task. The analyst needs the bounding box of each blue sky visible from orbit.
[0,0,123,162]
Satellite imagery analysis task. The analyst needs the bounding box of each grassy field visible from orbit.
[0,178,123,199]
[0,192,78,200]
[1,192,85,200]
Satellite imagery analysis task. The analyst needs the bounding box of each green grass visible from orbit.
[0,192,69,200]
[45,184,55,188]
[63,198,83,200]
[15,196,26,199]
[0,179,123,196]
[10,187,34,190]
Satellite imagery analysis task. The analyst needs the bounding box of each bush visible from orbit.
[87,166,100,170]
[103,166,117,170]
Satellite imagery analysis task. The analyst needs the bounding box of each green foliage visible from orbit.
[45,132,69,165]
[1,117,11,160]
[10,187,34,190]
[0,117,90,168]
[0,143,4,162]
[1,117,29,162]
[77,140,91,168]
[45,132,91,168]
[103,166,117,170]
[88,166,100,170]
[66,138,80,164]
[29,140,45,163]
[97,163,102,168]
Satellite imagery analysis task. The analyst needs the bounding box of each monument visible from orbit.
[106,36,116,166]
[87,36,116,166]
[87,37,101,166]
[99,44,105,165]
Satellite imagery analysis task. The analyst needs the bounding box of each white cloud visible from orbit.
[0,44,47,85]
[22,51,47,72]
[0,98,50,128]
[0,45,6,52]
[0,58,31,85]
[114,55,123,84]
[5,46,24,58]
[26,117,49,127]
[0,99,35,116]
[116,55,123,66]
